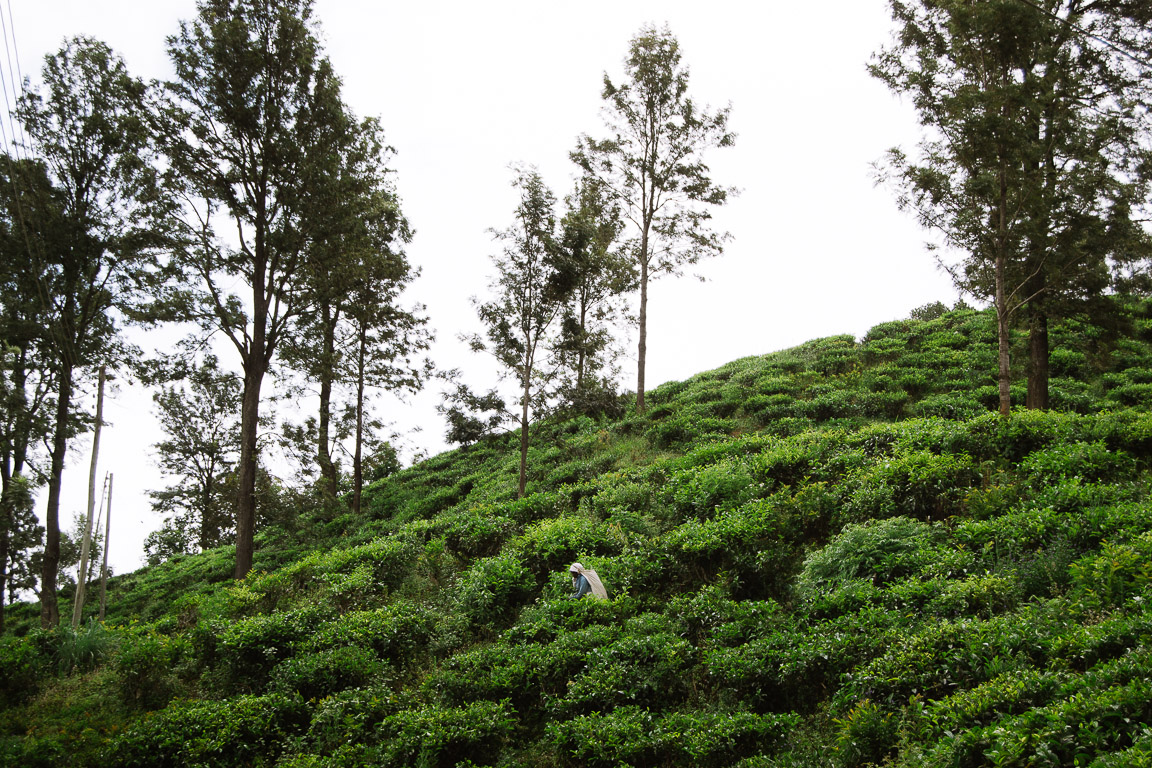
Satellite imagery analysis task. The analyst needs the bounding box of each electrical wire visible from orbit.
[1010,0,1152,71]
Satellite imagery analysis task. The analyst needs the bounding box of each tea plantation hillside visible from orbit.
[3,301,1152,767]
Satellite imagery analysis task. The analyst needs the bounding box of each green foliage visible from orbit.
[834,699,897,768]
[547,705,800,768]
[270,644,384,700]
[108,693,310,768]
[373,699,515,767]
[840,451,981,523]
[212,606,330,692]
[451,552,535,631]
[53,620,115,676]
[7,301,1152,767]
[0,635,43,705]
[798,517,943,597]
[115,626,189,710]
[1069,534,1152,608]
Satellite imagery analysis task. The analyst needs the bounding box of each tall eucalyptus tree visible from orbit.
[14,38,164,626]
[158,0,347,577]
[573,25,735,413]
[872,0,1152,414]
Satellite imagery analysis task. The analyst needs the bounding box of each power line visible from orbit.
[1011,0,1152,71]
[0,2,65,366]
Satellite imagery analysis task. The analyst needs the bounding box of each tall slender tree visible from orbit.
[281,98,426,508]
[158,0,346,578]
[469,167,564,498]
[145,354,240,564]
[552,174,632,415]
[573,25,735,413]
[0,157,55,632]
[15,38,163,626]
[871,0,1152,415]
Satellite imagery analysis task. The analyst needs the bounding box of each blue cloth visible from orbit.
[570,574,591,599]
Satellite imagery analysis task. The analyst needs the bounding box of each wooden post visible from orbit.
[98,473,112,622]
[72,366,105,629]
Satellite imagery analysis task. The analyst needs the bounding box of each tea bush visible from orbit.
[109,693,310,768]
[116,626,190,710]
[1019,440,1135,483]
[451,552,534,632]
[305,602,435,665]
[0,635,43,706]
[666,458,761,519]
[509,515,619,577]
[834,699,897,768]
[557,619,695,714]
[371,699,515,767]
[547,705,801,768]
[839,451,981,523]
[798,517,944,596]
[212,605,331,692]
[269,644,384,700]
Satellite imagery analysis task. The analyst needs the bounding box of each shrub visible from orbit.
[557,619,695,714]
[306,602,435,665]
[834,699,897,768]
[109,693,310,768]
[302,685,400,755]
[451,552,535,631]
[646,408,735,448]
[213,606,330,692]
[373,699,516,767]
[840,450,981,523]
[1049,347,1089,378]
[910,392,988,420]
[270,645,384,700]
[116,627,190,710]
[1069,535,1152,608]
[798,517,943,597]
[53,620,115,675]
[666,458,761,519]
[0,635,44,706]
[663,497,801,599]
[510,515,619,577]
[665,586,787,648]
[501,490,569,525]
[1020,441,1135,484]
[546,705,801,768]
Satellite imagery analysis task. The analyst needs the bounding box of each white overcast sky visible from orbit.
[8,0,961,577]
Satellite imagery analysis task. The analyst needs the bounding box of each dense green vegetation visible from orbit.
[3,300,1152,767]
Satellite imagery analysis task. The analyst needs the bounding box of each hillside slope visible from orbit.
[3,300,1152,767]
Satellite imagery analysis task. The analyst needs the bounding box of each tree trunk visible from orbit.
[636,255,649,414]
[235,231,270,580]
[996,152,1012,419]
[73,365,105,628]
[234,361,264,579]
[518,362,530,499]
[41,363,73,628]
[317,302,339,503]
[352,327,366,517]
[0,356,31,634]
[200,473,214,551]
[577,295,588,392]
[1027,303,1050,410]
[0,473,8,634]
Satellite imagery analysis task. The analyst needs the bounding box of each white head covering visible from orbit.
[569,562,607,599]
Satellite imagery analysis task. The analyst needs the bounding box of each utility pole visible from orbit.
[98,473,112,621]
[72,366,105,629]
